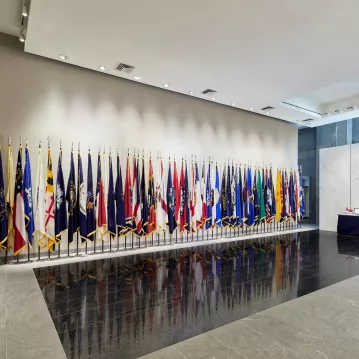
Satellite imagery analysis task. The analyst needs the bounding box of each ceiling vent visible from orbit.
[202,89,217,95]
[115,63,135,74]
[347,106,354,110]
[302,118,314,122]
[261,106,274,111]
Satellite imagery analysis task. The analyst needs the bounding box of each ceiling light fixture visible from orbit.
[22,5,28,17]
[58,54,69,61]
[211,97,216,100]
[231,103,236,106]
[163,84,169,88]
[188,91,194,95]
[134,76,142,80]
[99,66,108,71]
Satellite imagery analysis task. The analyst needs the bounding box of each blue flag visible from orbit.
[184,162,190,230]
[115,154,126,234]
[55,151,67,241]
[167,161,176,234]
[86,151,96,241]
[221,167,229,227]
[253,170,259,225]
[299,172,305,221]
[66,151,77,244]
[77,151,87,243]
[226,164,232,226]
[215,164,221,227]
[242,167,248,225]
[107,153,116,236]
[206,163,212,229]
[0,151,7,250]
[289,171,295,220]
[281,170,286,219]
[247,167,255,226]
[24,146,34,246]
[235,167,242,226]
[270,168,276,218]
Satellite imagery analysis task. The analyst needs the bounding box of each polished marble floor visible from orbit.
[33,231,359,359]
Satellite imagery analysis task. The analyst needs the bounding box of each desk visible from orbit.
[337,214,359,236]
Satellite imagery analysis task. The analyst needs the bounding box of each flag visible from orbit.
[77,150,87,242]
[194,161,202,229]
[115,153,126,235]
[253,169,258,225]
[156,158,167,231]
[107,153,116,237]
[238,166,243,226]
[205,162,212,230]
[226,164,232,226]
[299,171,305,221]
[24,146,34,247]
[212,164,221,227]
[242,166,247,225]
[235,166,242,227]
[66,150,77,244]
[13,146,27,256]
[140,156,149,236]
[284,170,290,221]
[167,160,176,235]
[289,171,295,220]
[265,168,274,223]
[132,155,141,234]
[173,160,180,229]
[190,161,195,231]
[45,148,55,250]
[6,145,14,249]
[281,170,286,220]
[55,150,67,241]
[124,156,132,231]
[275,169,283,222]
[34,146,46,248]
[180,160,187,234]
[86,150,96,241]
[201,162,207,228]
[0,151,7,250]
[246,167,255,227]
[96,150,107,239]
[258,168,265,223]
[231,165,238,227]
[148,156,156,235]
[184,161,190,231]
[270,168,276,220]
[221,166,228,227]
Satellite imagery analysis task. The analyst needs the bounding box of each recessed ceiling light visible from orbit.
[58,54,69,61]
[211,97,216,100]
[231,103,236,106]
[265,112,269,115]
[188,91,194,95]
[249,107,253,111]
[99,66,108,71]
[134,76,142,80]
[163,84,169,88]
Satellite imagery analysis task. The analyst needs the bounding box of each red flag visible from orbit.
[180,160,186,233]
[124,156,132,226]
[14,146,27,256]
[173,160,180,227]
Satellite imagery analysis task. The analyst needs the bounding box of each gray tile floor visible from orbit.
[140,277,359,359]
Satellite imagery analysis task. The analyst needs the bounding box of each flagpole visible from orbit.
[76,142,80,256]
[24,137,31,263]
[46,137,52,261]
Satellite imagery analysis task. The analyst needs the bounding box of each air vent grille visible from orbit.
[115,63,135,73]
[261,106,274,111]
[302,118,314,122]
[202,89,217,95]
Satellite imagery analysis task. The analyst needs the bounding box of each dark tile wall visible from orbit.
[298,118,357,224]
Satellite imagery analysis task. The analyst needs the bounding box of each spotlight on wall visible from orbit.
[58,54,69,61]
[163,84,169,88]
[211,97,216,101]
[22,4,28,17]
[19,32,25,43]
[99,66,108,71]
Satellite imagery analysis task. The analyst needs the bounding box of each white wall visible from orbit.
[0,34,298,253]
[319,143,359,232]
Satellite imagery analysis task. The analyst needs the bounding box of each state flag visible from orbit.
[86,150,96,241]
[77,150,87,242]
[96,150,107,239]
[0,150,7,250]
[66,150,77,244]
[205,162,212,229]
[148,156,156,235]
[107,153,116,237]
[124,156,133,231]
[115,153,126,235]
[55,150,67,241]
[24,146,34,247]
[6,144,14,249]
[140,156,149,236]
[132,155,141,234]
[167,160,176,234]
[45,148,55,250]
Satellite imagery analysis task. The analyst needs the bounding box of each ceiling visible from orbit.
[4,0,359,127]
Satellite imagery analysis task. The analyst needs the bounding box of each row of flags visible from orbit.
[0,144,306,256]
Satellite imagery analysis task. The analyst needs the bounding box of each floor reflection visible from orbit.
[34,231,359,359]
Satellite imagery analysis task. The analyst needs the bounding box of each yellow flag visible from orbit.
[45,149,56,250]
[6,145,14,249]
[275,169,282,222]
